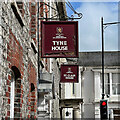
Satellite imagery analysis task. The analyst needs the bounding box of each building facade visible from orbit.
[0,0,67,119]
[0,1,38,119]
[37,1,67,118]
[64,52,120,119]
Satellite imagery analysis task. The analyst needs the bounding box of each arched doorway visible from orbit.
[10,66,21,119]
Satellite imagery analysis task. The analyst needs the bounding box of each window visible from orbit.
[104,73,110,95]
[112,73,120,95]
[100,73,120,96]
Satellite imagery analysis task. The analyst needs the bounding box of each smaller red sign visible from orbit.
[60,65,79,83]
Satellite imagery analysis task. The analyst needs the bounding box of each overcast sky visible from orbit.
[66,2,118,52]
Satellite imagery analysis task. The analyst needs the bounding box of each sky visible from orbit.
[66,2,119,52]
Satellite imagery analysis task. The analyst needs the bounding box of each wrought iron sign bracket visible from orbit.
[39,16,83,21]
[38,2,83,21]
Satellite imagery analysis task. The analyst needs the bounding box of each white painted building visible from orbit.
[63,52,120,119]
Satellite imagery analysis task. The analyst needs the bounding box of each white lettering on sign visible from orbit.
[52,41,67,45]
[52,41,68,51]
[52,46,68,51]
[53,36,67,39]
[64,74,76,79]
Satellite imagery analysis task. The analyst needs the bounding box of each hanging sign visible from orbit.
[60,65,79,83]
[41,21,78,58]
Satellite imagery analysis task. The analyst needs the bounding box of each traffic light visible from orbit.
[100,100,108,119]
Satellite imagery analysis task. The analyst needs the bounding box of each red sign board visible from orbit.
[60,65,79,83]
[41,21,78,58]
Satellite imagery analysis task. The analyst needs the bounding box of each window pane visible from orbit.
[100,73,109,83]
[100,74,102,85]
[117,84,120,95]
[112,73,120,83]
[105,73,109,83]
[100,73,110,95]
[112,84,116,95]
[105,84,110,94]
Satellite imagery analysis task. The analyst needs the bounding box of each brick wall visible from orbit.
[27,62,37,118]
[29,2,37,45]
[8,29,24,72]
[0,2,37,119]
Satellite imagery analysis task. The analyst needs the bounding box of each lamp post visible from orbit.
[100,17,120,119]
[101,17,120,100]
[101,17,105,99]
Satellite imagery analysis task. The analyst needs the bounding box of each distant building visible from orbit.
[63,51,120,119]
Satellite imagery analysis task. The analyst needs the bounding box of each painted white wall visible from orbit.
[65,83,72,98]
[94,72,101,101]
[73,67,81,98]
[81,68,95,118]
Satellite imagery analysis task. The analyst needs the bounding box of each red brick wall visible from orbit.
[29,2,37,45]
[40,2,44,17]
[28,62,37,118]
[7,29,37,118]
[6,29,24,118]
[8,29,24,75]
[5,2,38,119]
